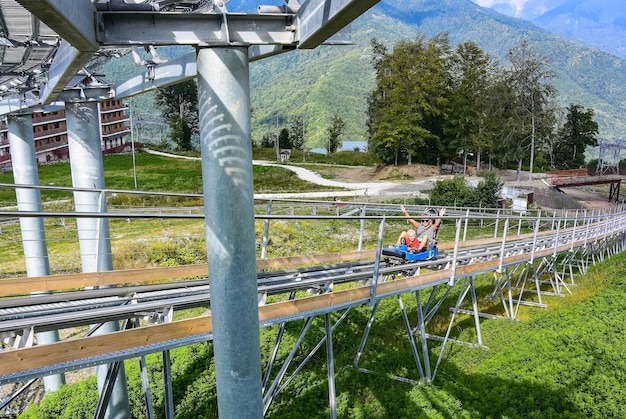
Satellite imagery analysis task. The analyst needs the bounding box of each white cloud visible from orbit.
[473,0,528,17]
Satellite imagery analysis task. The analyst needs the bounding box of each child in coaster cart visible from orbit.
[396,205,445,253]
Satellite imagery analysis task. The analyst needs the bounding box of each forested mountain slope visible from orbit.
[249,0,626,145]
[97,0,626,147]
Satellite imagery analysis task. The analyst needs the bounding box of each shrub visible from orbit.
[19,377,98,419]
[430,172,503,208]
[430,176,473,207]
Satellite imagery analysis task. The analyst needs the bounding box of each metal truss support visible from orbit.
[94,318,132,419]
[263,308,352,415]
[353,300,380,369]
[263,292,297,392]
[263,317,315,414]
[534,256,570,297]
[94,359,124,419]
[510,261,547,318]
[432,277,485,382]
[415,291,431,379]
[163,350,174,419]
[571,244,592,275]
[559,250,578,287]
[261,201,273,260]
[0,378,37,413]
[609,180,620,202]
[398,294,427,381]
[491,264,519,318]
[357,205,367,252]
[138,345,156,419]
[354,274,489,385]
[325,312,337,419]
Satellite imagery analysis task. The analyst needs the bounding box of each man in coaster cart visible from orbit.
[382,206,445,262]
[396,205,446,253]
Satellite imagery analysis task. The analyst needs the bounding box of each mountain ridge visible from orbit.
[248,0,626,146]
[472,0,626,58]
[97,0,626,148]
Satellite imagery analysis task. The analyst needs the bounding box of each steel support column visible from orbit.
[65,101,131,419]
[7,113,65,392]
[196,46,263,418]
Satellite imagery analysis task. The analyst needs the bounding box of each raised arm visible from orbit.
[400,205,419,228]
[433,208,446,232]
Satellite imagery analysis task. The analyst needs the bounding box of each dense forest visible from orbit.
[366,35,599,173]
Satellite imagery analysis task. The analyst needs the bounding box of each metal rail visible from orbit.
[0,218,613,337]
[1,204,625,416]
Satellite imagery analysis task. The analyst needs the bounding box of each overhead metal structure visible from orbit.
[0,0,378,112]
[597,138,626,175]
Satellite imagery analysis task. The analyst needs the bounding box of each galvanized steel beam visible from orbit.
[65,99,130,419]
[297,0,380,49]
[196,46,263,418]
[15,1,99,102]
[97,12,297,46]
[6,113,65,392]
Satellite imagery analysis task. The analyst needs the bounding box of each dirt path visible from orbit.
[143,150,615,208]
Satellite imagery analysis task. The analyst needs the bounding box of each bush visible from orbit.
[430,176,473,207]
[19,377,98,419]
[430,171,503,208]
[474,171,504,208]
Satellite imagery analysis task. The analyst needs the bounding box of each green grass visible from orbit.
[0,151,346,206]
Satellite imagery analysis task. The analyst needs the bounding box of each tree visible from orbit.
[445,41,497,171]
[288,114,306,151]
[278,127,291,149]
[260,133,274,148]
[552,104,598,169]
[367,35,450,165]
[170,115,192,151]
[489,76,528,172]
[327,115,345,154]
[507,41,556,180]
[154,80,199,151]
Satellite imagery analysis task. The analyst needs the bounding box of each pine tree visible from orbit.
[554,104,599,169]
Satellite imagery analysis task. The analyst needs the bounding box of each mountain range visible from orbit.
[471,0,626,58]
[99,0,626,148]
[246,0,626,147]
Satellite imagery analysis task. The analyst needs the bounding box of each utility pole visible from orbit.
[128,98,138,190]
[275,115,280,162]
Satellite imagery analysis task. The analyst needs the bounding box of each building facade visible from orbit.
[0,99,131,170]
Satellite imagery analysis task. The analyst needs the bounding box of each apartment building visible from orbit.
[0,99,131,170]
